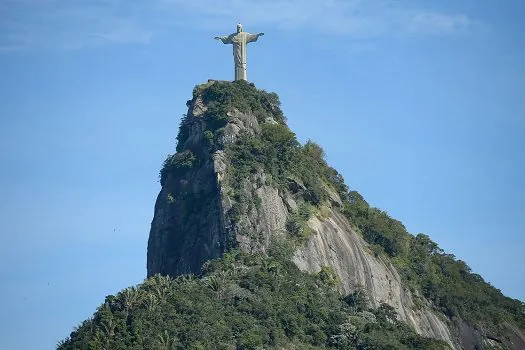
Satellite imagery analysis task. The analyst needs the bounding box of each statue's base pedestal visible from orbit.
[208,79,231,83]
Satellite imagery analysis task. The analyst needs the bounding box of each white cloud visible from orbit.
[162,0,474,36]
[0,0,476,52]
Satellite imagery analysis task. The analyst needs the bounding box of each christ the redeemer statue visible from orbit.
[214,23,264,81]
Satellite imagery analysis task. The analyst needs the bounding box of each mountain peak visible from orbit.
[60,81,525,350]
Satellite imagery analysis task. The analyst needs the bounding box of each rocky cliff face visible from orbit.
[147,83,226,277]
[147,80,524,350]
[148,80,290,277]
[293,212,455,347]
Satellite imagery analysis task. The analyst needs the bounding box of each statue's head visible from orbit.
[237,23,243,33]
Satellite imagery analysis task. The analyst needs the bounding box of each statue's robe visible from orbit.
[218,32,261,81]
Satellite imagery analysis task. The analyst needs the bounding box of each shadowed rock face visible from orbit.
[147,81,524,350]
[147,91,227,277]
[146,163,224,276]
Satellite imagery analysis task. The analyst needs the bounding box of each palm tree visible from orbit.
[91,330,110,350]
[55,338,68,349]
[121,286,141,312]
[143,274,175,305]
[144,293,158,313]
[101,318,116,339]
[156,330,180,350]
[176,274,196,284]
[204,275,223,299]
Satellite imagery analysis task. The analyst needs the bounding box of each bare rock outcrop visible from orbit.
[293,211,455,348]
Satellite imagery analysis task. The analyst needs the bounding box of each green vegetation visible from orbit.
[176,80,286,153]
[58,250,447,350]
[198,81,525,339]
[203,129,214,146]
[286,203,314,241]
[198,80,285,125]
[171,80,345,217]
[341,191,525,335]
[60,81,524,349]
[159,150,198,186]
[317,266,340,288]
[224,126,342,212]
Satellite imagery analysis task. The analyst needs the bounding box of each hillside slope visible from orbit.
[60,81,525,350]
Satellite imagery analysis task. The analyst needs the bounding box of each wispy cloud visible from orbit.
[0,0,476,52]
[161,0,475,36]
[0,0,155,51]
[406,11,473,35]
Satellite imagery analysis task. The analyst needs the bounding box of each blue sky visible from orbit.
[0,0,524,349]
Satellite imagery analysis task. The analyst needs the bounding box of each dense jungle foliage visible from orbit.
[58,250,447,350]
[60,81,524,349]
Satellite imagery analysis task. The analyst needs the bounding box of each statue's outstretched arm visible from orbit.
[214,35,233,44]
[246,32,264,43]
